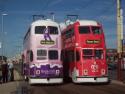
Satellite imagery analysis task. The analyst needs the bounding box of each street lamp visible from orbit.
[1,13,8,61]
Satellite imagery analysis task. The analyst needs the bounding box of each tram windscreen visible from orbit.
[83,49,93,59]
[94,50,103,59]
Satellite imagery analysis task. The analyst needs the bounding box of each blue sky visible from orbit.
[0,0,125,58]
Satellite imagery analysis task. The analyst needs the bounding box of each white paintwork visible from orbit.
[29,78,63,84]
[78,20,99,26]
[73,77,109,83]
[31,19,59,28]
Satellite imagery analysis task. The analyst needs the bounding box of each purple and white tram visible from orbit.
[22,19,63,84]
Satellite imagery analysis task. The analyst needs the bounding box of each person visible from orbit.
[0,61,2,84]
[8,60,14,81]
[1,60,8,83]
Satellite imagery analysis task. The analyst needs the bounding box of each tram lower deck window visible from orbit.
[83,49,92,55]
[37,49,47,60]
[94,50,103,59]
[83,49,93,59]
[49,50,58,60]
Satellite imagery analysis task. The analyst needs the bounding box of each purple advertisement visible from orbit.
[29,64,63,78]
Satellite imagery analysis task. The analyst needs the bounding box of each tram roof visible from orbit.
[31,19,59,26]
[76,20,100,26]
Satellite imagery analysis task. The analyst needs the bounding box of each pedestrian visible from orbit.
[8,60,14,81]
[0,61,2,84]
[1,60,8,83]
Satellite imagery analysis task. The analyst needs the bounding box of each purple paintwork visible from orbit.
[29,64,63,78]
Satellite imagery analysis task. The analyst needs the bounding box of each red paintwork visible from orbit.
[62,20,108,78]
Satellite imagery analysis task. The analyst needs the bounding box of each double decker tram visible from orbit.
[61,20,109,83]
[22,19,63,84]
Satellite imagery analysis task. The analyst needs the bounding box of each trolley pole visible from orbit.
[117,0,123,81]
[50,12,55,21]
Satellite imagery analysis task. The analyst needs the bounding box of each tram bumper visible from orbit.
[29,77,63,84]
[74,76,109,83]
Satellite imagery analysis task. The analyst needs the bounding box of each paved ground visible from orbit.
[0,66,125,94]
[19,80,125,94]
[0,70,22,94]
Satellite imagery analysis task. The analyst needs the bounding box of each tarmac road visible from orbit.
[1,64,125,94]
[14,64,125,94]
[17,80,125,94]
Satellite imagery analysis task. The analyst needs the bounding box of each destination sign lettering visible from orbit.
[86,40,100,44]
[40,40,55,44]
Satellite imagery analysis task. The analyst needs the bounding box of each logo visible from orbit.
[36,70,40,75]
[91,61,98,72]
[40,27,55,45]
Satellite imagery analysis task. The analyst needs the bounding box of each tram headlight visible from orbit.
[36,69,41,75]
[75,43,79,47]
[101,69,105,75]
[83,69,88,76]
[30,64,36,68]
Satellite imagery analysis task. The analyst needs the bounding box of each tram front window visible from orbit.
[83,49,93,59]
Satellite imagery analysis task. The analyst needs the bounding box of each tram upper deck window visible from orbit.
[35,26,58,34]
[83,49,93,59]
[35,26,46,34]
[79,26,90,34]
[92,27,102,34]
[48,26,58,34]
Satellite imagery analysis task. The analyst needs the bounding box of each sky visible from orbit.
[0,0,125,58]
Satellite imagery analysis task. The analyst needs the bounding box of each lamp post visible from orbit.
[117,0,124,81]
[1,13,8,61]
